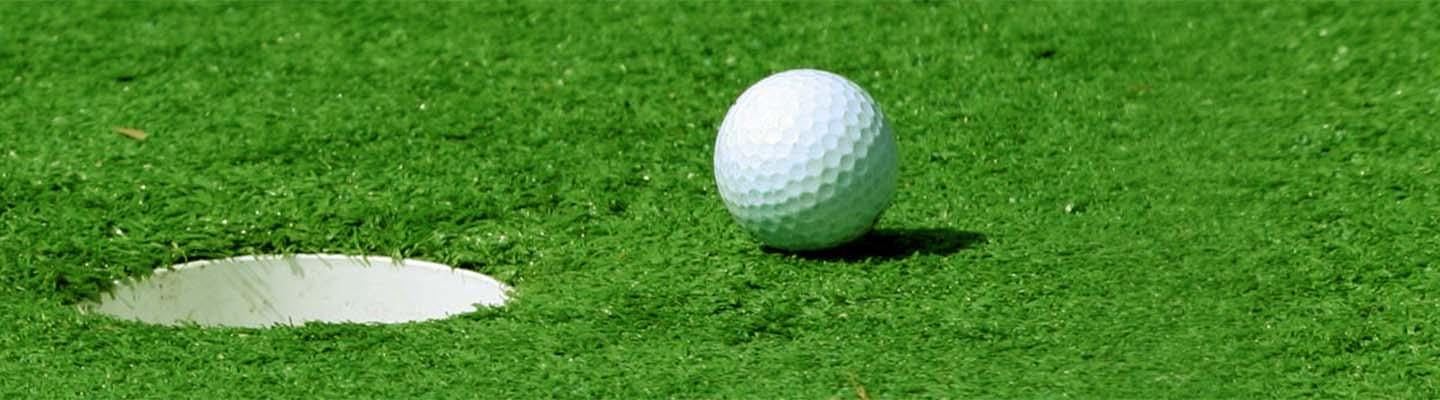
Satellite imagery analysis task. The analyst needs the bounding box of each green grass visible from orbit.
[3,1,1439,397]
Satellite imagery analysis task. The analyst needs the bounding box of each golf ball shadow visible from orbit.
[762,227,986,262]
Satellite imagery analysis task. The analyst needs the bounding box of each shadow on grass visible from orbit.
[764,228,987,262]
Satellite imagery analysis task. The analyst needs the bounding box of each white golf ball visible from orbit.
[713,69,899,251]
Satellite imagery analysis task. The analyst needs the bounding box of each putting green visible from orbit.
[1,2,1437,398]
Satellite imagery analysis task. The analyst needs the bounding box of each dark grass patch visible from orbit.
[764,228,987,262]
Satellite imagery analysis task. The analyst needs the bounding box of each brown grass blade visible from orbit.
[114,127,148,141]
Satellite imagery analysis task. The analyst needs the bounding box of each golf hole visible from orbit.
[86,254,511,328]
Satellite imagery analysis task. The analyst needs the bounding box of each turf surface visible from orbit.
[3,1,1439,398]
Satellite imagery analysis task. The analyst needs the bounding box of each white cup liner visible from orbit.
[83,254,511,328]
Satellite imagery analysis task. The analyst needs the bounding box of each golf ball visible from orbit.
[713,69,898,251]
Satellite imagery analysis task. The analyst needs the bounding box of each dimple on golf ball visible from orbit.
[713,69,899,251]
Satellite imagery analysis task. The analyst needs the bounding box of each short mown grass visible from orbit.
[2,2,1438,398]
